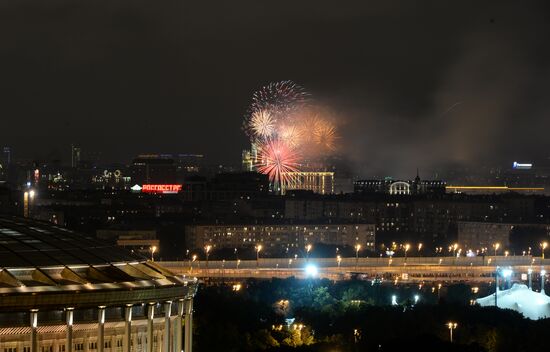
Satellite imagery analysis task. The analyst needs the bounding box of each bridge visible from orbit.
[161,256,550,283]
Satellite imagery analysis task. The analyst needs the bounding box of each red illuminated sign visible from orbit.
[142,184,182,194]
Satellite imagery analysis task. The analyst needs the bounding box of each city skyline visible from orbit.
[2,1,550,177]
[3,1,550,351]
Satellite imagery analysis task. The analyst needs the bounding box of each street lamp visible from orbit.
[256,244,263,267]
[404,244,410,261]
[355,244,361,270]
[493,243,500,257]
[150,246,157,261]
[541,242,548,259]
[337,255,342,268]
[189,254,197,272]
[353,328,361,344]
[417,243,423,256]
[305,244,312,262]
[204,245,212,269]
[23,191,29,218]
[446,322,458,343]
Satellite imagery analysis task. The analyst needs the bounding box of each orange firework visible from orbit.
[313,119,337,151]
[279,124,303,149]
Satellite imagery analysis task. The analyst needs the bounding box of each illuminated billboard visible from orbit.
[513,162,533,170]
[141,184,182,194]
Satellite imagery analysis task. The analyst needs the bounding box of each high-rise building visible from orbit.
[242,143,258,172]
[130,156,177,184]
[242,149,253,171]
[71,144,81,168]
[0,147,10,181]
[2,146,11,165]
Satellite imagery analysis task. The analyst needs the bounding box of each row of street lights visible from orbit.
[176,240,550,271]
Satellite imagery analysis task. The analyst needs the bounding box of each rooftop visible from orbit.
[0,216,197,311]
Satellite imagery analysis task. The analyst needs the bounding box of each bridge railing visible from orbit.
[161,255,547,271]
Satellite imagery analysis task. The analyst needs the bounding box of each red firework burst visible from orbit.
[256,139,300,186]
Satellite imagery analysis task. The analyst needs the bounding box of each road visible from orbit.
[160,255,550,283]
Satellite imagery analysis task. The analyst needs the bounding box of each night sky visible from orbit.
[2,1,549,177]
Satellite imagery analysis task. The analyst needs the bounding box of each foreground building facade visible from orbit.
[0,216,198,352]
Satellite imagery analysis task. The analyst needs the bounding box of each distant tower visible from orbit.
[71,144,81,168]
[2,146,11,165]
[242,143,259,172]
[413,168,421,194]
[242,150,253,171]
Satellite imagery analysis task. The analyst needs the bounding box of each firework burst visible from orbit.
[279,124,303,149]
[250,81,309,119]
[249,109,276,138]
[256,139,300,187]
[313,120,337,151]
[244,81,340,193]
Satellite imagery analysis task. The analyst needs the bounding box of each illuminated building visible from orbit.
[283,171,334,195]
[185,222,375,254]
[0,216,198,352]
[241,144,259,172]
[446,185,544,193]
[354,173,446,195]
[242,150,253,172]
